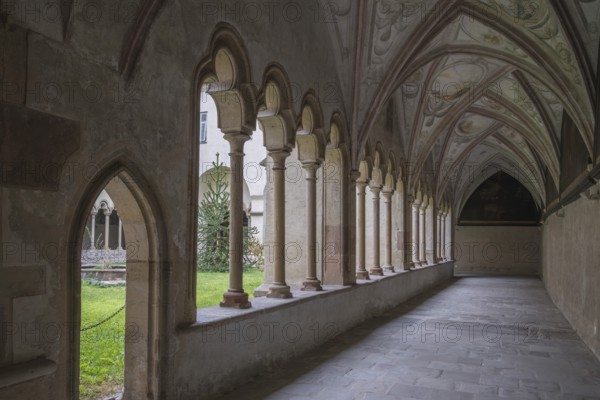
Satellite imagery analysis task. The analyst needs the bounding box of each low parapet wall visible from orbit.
[174,262,454,399]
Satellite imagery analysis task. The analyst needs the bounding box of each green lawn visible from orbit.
[79,282,126,399]
[79,269,264,399]
[195,269,264,308]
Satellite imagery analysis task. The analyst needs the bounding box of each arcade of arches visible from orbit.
[1,1,600,399]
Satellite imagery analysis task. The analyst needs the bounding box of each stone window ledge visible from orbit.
[186,261,452,329]
[0,358,56,389]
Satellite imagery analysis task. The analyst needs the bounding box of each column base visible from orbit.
[267,283,292,299]
[369,266,384,276]
[301,278,323,291]
[356,270,370,280]
[220,290,251,309]
[382,265,395,273]
[253,283,270,298]
[402,262,414,271]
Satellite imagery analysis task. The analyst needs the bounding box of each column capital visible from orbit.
[381,190,393,201]
[356,180,368,192]
[302,161,321,179]
[369,185,383,193]
[369,185,382,195]
[268,149,291,169]
[349,169,361,183]
[301,160,321,169]
[223,132,251,152]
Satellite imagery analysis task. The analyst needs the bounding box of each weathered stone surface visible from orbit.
[0,103,80,191]
[455,226,541,276]
[0,26,27,105]
[0,265,45,298]
[542,196,600,360]
[216,276,600,400]
[180,263,454,399]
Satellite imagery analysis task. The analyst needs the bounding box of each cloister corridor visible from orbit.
[216,276,600,400]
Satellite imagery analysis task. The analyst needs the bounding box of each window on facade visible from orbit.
[200,111,208,143]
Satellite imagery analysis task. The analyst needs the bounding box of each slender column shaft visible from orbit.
[302,163,322,291]
[221,133,251,309]
[436,214,442,263]
[412,202,420,266]
[104,210,110,251]
[90,212,97,250]
[356,181,369,279]
[425,201,434,264]
[118,218,123,250]
[441,213,447,260]
[369,186,383,276]
[402,192,414,270]
[419,204,426,265]
[102,209,111,267]
[398,187,405,267]
[382,191,394,273]
[446,210,453,260]
[267,150,292,298]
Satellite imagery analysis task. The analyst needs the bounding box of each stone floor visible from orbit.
[215,276,600,400]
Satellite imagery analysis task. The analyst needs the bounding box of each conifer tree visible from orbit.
[197,154,262,271]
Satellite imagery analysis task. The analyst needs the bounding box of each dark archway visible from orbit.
[459,172,540,226]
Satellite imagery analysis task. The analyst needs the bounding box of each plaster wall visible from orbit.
[542,197,600,359]
[454,226,541,275]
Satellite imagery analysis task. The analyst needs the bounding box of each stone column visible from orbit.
[302,162,323,291]
[267,150,293,298]
[382,189,395,273]
[118,217,123,250]
[425,198,435,265]
[102,208,111,267]
[103,208,111,251]
[419,200,427,265]
[446,209,453,260]
[412,198,420,266]
[356,180,369,280]
[369,185,383,276]
[90,211,97,250]
[402,192,414,270]
[346,170,360,285]
[220,133,252,308]
[436,213,442,263]
[441,211,447,261]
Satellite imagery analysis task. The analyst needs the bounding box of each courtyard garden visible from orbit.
[79,269,264,399]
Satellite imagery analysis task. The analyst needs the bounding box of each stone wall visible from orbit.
[175,262,454,399]
[454,226,541,275]
[542,197,600,359]
[0,2,350,397]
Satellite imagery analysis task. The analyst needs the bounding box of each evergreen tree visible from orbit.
[197,154,262,272]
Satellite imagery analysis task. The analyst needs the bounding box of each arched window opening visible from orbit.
[196,81,266,309]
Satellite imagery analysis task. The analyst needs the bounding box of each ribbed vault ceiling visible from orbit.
[346,0,600,210]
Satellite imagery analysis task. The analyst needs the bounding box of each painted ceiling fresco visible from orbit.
[325,0,600,212]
